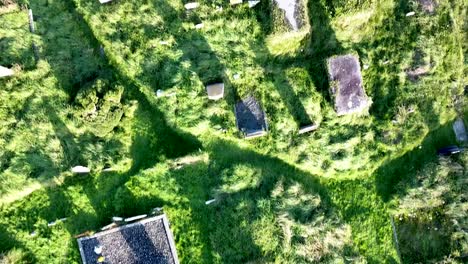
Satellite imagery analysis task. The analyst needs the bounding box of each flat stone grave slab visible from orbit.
[235,96,268,138]
[77,214,179,264]
[206,83,224,100]
[327,54,371,116]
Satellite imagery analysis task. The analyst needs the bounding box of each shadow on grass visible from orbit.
[139,0,239,108]
[375,121,456,202]
[251,0,347,126]
[0,225,38,263]
[352,0,419,120]
[197,139,335,262]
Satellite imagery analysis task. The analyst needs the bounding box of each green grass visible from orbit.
[0,0,466,263]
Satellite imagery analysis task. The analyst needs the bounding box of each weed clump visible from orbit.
[75,79,125,137]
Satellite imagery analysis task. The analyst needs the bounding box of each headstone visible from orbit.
[157,89,165,97]
[233,73,240,80]
[298,124,319,134]
[72,166,90,174]
[206,83,224,100]
[112,216,124,222]
[205,199,216,205]
[453,118,467,143]
[230,0,243,5]
[406,11,416,17]
[195,23,204,29]
[99,0,113,3]
[184,2,199,10]
[327,54,370,115]
[0,66,14,78]
[248,0,260,8]
[102,167,114,172]
[28,9,35,33]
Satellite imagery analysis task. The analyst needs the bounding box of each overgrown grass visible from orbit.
[0,0,466,263]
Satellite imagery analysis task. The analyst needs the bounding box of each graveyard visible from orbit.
[0,0,467,263]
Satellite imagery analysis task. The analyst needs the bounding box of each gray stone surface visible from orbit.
[235,96,268,136]
[206,83,224,100]
[453,118,467,143]
[327,54,370,115]
[78,215,178,264]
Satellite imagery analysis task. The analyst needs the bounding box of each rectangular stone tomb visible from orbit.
[77,214,179,264]
[327,54,371,116]
[206,83,224,100]
[235,96,268,138]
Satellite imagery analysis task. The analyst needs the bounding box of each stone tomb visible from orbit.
[327,54,371,116]
[235,96,268,138]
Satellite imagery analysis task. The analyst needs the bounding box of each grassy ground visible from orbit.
[0,0,466,263]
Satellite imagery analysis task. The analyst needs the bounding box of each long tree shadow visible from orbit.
[147,138,341,262]
[0,1,203,261]
[0,225,38,263]
[352,0,419,120]
[375,121,456,202]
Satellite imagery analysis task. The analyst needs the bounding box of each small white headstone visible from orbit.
[0,66,14,78]
[248,0,260,8]
[205,199,216,205]
[71,166,90,174]
[102,167,114,172]
[233,73,240,80]
[99,0,113,4]
[363,64,369,70]
[406,11,416,17]
[184,2,199,10]
[453,118,467,142]
[156,89,165,97]
[230,0,243,5]
[195,23,204,29]
[112,216,124,222]
[159,41,169,45]
[206,83,224,100]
